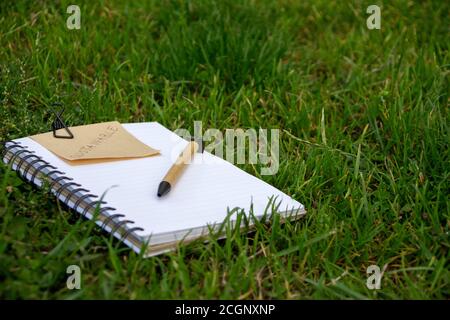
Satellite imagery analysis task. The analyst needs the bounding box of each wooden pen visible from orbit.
[157,140,199,197]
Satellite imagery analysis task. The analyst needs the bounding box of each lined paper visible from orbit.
[15,122,304,238]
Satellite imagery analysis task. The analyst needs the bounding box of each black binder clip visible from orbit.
[51,103,74,139]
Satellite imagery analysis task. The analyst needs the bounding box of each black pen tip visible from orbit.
[157,181,171,197]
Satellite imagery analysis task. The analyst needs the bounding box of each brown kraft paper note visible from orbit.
[31,121,159,163]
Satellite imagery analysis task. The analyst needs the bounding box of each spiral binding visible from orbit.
[1,140,144,245]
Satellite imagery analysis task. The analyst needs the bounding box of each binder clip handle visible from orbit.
[50,103,74,139]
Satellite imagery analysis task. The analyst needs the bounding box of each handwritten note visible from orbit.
[31,121,159,162]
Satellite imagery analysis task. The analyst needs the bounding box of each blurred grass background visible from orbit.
[0,0,448,299]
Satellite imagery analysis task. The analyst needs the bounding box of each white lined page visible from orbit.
[16,122,303,237]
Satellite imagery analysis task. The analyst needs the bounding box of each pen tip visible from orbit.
[157,181,171,197]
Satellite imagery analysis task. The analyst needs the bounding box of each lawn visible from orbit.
[0,0,448,299]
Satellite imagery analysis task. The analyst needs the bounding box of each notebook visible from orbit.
[1,122,305,257]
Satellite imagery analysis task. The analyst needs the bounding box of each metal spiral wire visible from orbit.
[1,140,144,245]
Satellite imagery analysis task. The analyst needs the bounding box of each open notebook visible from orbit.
[2,122,305,257]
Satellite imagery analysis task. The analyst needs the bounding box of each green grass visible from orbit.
[0,0,448,299]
